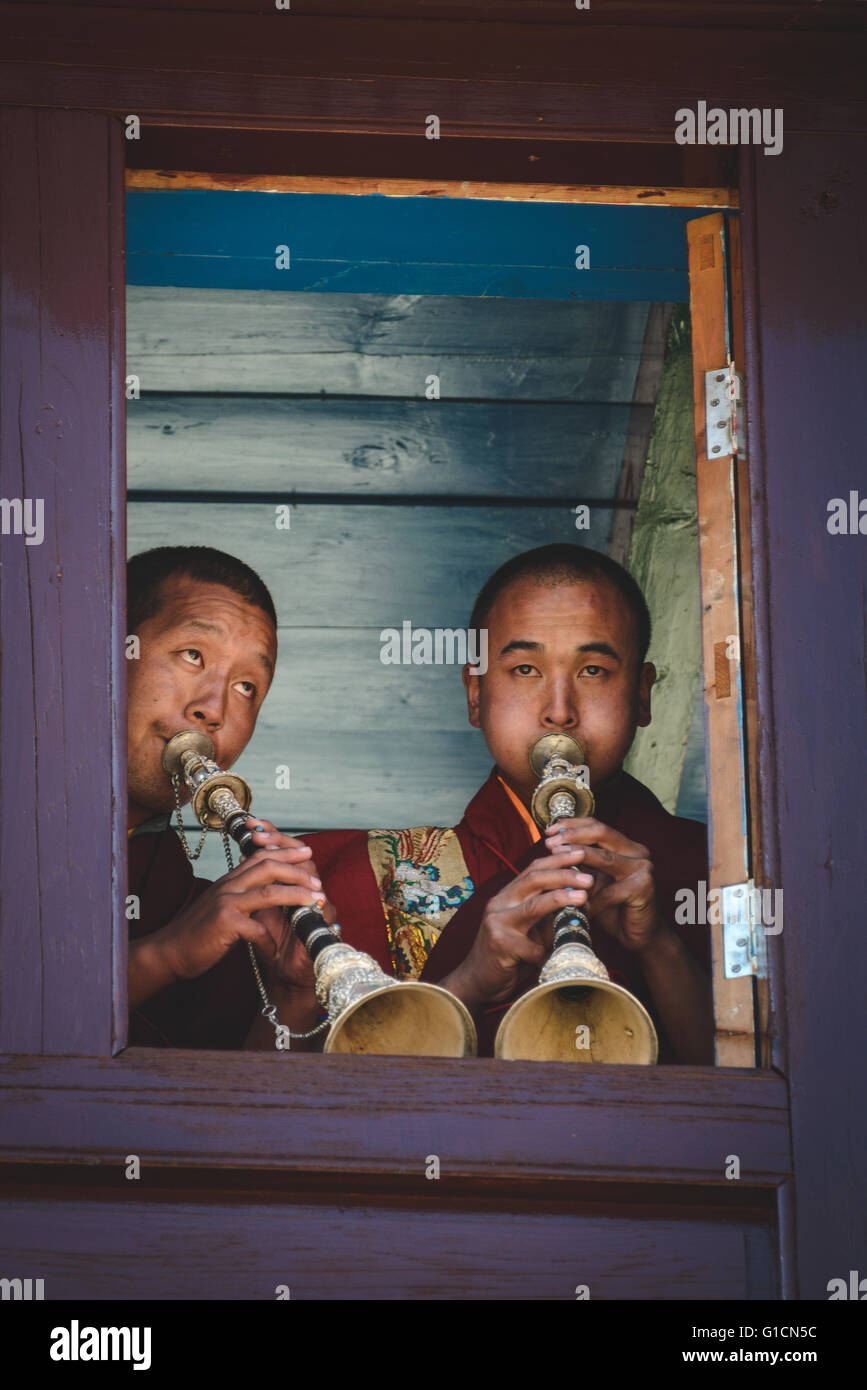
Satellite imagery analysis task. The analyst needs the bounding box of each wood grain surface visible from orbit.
[126,287,654,399]
[128,167,738,208]
[0,1192,778,1299]
[739,131,867,1299]
[0,4,862,141]
[0,108,126,1057]
[0,1052,791,1185]
[687,214,755,1067]
[127,396,643,498]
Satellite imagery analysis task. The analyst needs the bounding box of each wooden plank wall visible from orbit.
[125,191,708,876]
[127,287,645,867]
[127,285,708,880]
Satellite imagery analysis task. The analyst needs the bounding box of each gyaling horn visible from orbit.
[494,733,658,1065]
[162,730,477,1058]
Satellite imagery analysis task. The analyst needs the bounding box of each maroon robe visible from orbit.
[128,828,259,1048]
[301,828,398,974]
[419,769,710,1058]
[129,769,708,1056]
[307,769,710,1060]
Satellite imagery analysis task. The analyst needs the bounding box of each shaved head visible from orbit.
[469,544,651,669]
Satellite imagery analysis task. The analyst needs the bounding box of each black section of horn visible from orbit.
[291,908,337,961]
[228,808,337,953]
[225,808,255,856]
[549,909,594,993]
[552,914,593,950]
[551,866,592,999]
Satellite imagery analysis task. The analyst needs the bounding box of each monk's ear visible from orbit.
[636,662,656,728]
[462,664,482,729]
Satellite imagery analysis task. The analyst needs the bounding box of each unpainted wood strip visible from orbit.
[124,126,738,195]
[714,640,732,698]
[727,211,772,1070]
[687,213,755,1067]
[125,169,739,207]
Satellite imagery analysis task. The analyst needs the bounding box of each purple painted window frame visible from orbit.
[4,8,865,1293]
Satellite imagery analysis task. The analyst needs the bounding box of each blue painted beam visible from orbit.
[126,191,695,300]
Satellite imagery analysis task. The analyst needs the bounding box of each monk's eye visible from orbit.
[582,665,604,677]
[513,664,537,676]
[180,649,203,665]
[234,680,256,700]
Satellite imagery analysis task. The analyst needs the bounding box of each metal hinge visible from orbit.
[705,366,745,458]
[722,880,767,979]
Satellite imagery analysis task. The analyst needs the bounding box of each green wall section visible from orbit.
[623,309,703,815]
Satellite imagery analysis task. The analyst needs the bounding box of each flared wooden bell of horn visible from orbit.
[493,943,659,1063]
[320,952,477,1056]
[494,733,659,1064]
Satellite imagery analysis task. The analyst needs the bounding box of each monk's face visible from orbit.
[463,576,655,803]
[127,576,277,826]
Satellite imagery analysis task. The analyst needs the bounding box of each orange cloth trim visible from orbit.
[496,776,541,844]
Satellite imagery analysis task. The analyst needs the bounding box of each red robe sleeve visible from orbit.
[128,829,259,1049]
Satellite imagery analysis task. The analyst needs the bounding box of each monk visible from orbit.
[125,545,333,1050]
[308,544,713,1063]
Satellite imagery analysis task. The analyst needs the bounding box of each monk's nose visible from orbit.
[540,679,578,729]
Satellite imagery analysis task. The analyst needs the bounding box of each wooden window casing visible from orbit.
[7,3,864,1294]
[124,174,760,1065]
[0,112,788,1298]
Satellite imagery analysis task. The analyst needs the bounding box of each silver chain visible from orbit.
[216,829,330,1048]
[171,784,330,1050]
[171,775,209,859]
